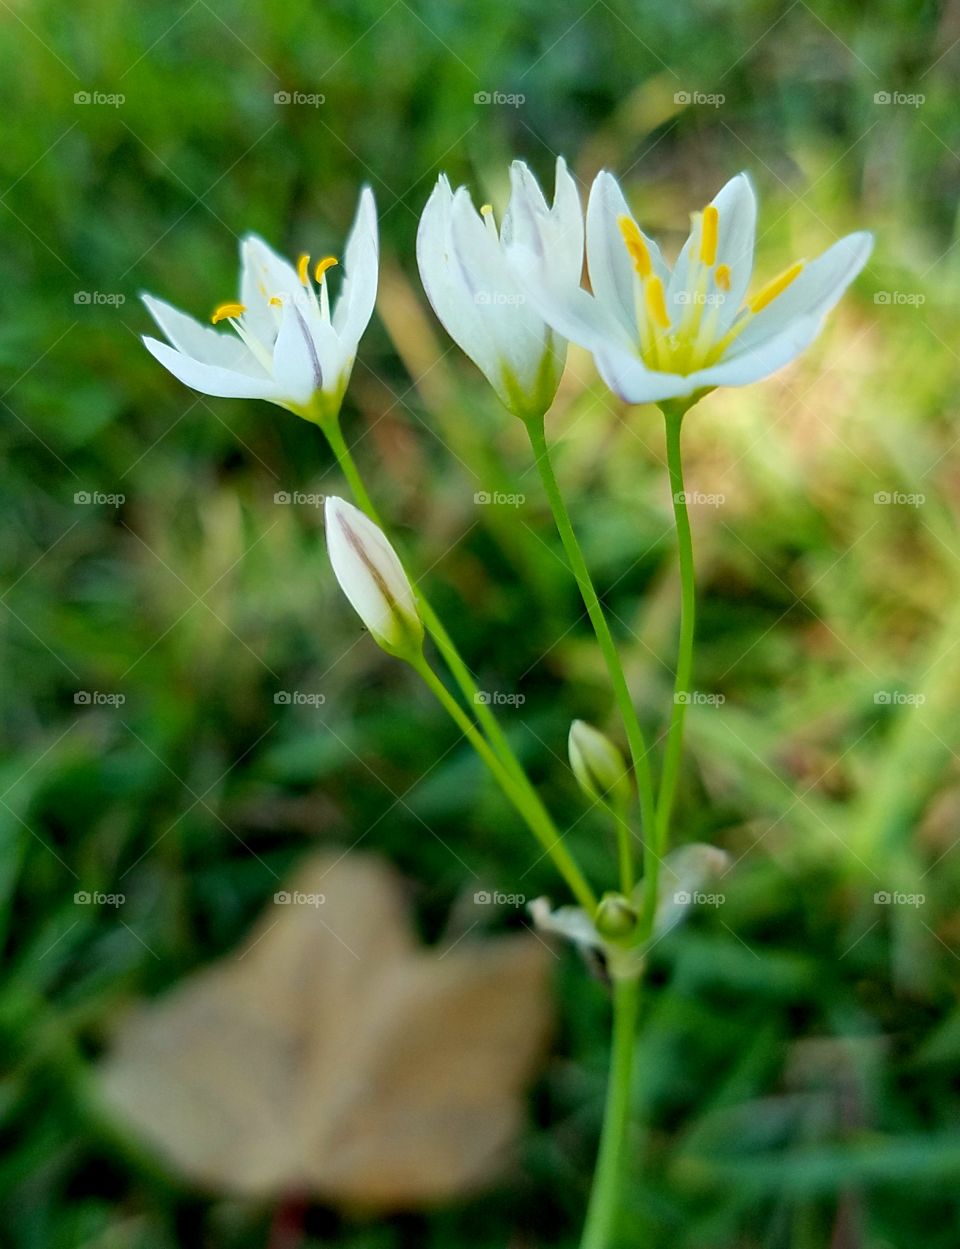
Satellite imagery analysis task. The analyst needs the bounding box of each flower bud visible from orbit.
[325,496,423,661]
[568,720,631,810]
[594,892,638,940]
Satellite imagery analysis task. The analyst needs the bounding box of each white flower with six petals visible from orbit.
[506,169,872,407]
[142,187,379,426]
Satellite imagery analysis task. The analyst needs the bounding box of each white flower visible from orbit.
[506,169,872,406]
[142,188,379,425]
[417,158,583,420]
[324,496,423,661]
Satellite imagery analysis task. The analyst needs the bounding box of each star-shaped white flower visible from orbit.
[417,158,583,420]
[506,169,872,406]
[142,187,378,425]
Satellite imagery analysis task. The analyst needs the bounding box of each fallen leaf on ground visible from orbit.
[97,852,552,1208]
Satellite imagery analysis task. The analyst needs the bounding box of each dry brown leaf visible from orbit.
[98,853,552,1209]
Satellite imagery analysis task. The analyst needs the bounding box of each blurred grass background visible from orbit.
[2,0,960,1245]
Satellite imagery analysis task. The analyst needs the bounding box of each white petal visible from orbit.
[240,234,302,344]
[272,300,324,406]
[332,185,379,351]
[585,170,669,340]
[731,231,873,354]
[668,172,756,332]
[507,242,629,357]
[592,343,699,405]
[141,294,254,371]
[417,177,503,383]
[502,157,584,287]
[142,337,284,402]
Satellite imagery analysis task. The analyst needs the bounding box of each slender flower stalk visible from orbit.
[409,654,597,914]
[579,978,640,1249]
[323,498,596,913]
[527,415,658,887]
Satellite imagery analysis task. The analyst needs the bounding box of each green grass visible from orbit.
[3,1,960,1245]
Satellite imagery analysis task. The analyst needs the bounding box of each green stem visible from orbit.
[526,416,657,894]
[579,977,640,1249]
[646,404,696,928]
[411,654,596,913]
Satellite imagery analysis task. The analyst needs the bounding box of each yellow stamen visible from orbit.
[480,203,494,217]
[749,260,804,313]
[715,263,731,291]
[268,296,283,307]
[211,302,246,324]
[296,253,311,285]
[618,214,652,278]
[699,205,719,266]
[644,275,670,329]
[314,255,338,282]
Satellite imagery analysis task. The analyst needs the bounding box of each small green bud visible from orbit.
[568,720,632,810]
[594,892,638,940]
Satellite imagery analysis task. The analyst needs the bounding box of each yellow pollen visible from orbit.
[749,260,804,314]
[314,255,339,281]
[715,263,731,291]
[480,203,494,217]
[699,205,719,265]
[211,302,246,324]
[644,275,670,329]
[297,253,311,285]
[268,296,283,307]
[617,214,652,278]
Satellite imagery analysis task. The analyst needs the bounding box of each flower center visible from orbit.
[617,209,804,376]
[209,252,340,372]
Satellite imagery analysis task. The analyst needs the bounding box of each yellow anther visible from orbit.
[314,255,338,282]
[211,302,246,324]
[480,203,494,217]
[644,274,670,329]
[715,263,731,291]
[749,260,804,314]
[617,214,652,278]
[297,253,311,285]
[699,205,719,266]
[268,296,283,307]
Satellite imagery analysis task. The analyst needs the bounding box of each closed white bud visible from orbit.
[568,719,631,810]
[324,496,423,661]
